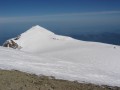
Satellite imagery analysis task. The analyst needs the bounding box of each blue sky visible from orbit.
[0,0,120,17]
[0,0,120,35]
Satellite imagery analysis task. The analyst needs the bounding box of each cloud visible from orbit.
[73,11,120,15]
[0,11,120,23]
[46,11,120,16]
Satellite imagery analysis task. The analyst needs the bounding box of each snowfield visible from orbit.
[1,25,120,86]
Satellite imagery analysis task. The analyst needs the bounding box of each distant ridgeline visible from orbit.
[70,32,120,45]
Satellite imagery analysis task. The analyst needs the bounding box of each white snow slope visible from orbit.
[1,25,120,86]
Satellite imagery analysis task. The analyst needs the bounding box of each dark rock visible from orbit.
[3,39,21,49]
[14,35,20,40]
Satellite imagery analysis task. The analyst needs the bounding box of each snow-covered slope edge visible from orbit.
[0,46,120,87]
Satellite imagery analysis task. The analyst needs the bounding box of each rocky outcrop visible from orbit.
[3,36,22,49]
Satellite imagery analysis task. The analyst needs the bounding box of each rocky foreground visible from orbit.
[0,70,119,90]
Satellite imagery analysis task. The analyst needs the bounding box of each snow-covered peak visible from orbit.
[32,25,42,29]
[30,25,51,32]
[3,25,73,52]
[23,25,54,36]
[2,25,120,87]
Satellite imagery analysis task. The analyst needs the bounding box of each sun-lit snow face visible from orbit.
[1,25,120,87]
[1,29,120,87]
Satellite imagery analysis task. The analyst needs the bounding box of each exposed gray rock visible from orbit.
[3,36,22,49]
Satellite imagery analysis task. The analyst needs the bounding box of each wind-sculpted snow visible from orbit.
[1,25,120,87]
